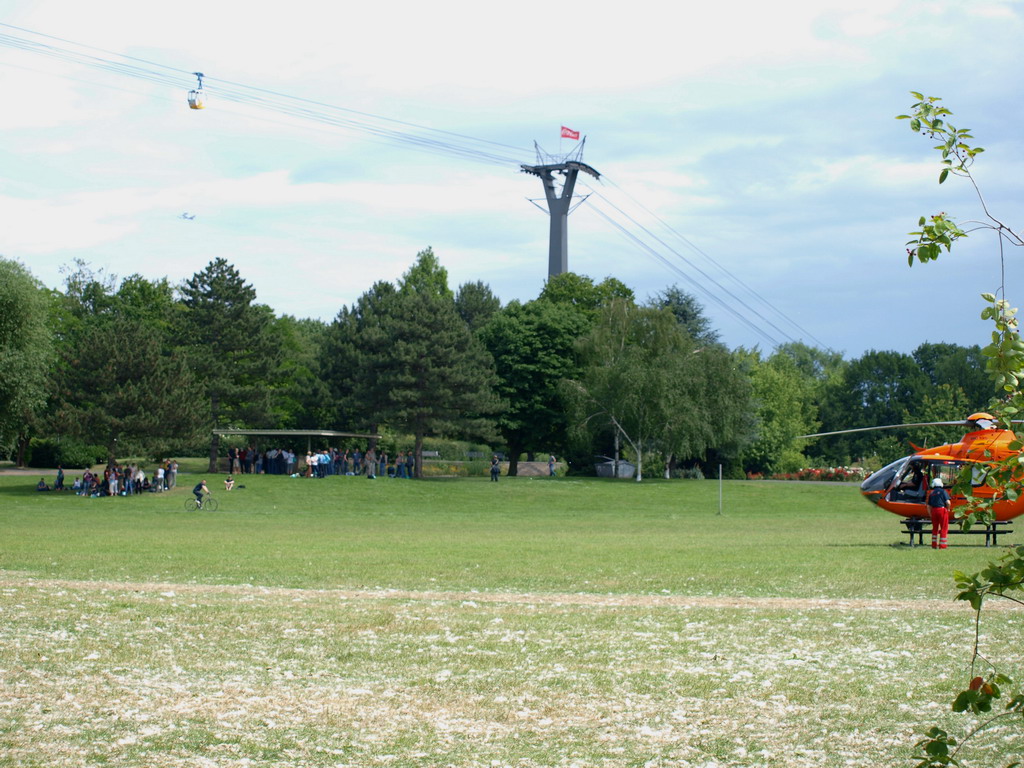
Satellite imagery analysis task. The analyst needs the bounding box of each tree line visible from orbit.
[0,250,995,478]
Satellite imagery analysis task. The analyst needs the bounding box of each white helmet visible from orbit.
[931,478,944,488]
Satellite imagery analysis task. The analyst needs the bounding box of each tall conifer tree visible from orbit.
[178,259,278,471]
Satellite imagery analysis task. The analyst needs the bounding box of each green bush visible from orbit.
[387,438,498,461]
[462,459,492,478]
[27,438,105,469]
[419,438,491,460]
[672,466,705,480]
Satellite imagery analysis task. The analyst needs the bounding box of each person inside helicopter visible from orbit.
[893,461,928,502]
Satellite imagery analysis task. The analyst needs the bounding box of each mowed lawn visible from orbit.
[2,474,1021,766]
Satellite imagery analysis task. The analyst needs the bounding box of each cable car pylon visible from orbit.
[521,139,600,277]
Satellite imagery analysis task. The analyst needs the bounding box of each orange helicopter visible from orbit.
[803,413,1024,522]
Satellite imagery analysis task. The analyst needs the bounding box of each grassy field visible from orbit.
[1,472,1021,766]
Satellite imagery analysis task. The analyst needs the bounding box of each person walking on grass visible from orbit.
[928,477,951,550]
[490,455,500,482]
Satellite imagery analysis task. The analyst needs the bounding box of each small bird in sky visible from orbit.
[179,212,196,220]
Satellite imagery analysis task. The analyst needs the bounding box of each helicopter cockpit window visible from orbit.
[861,457,907,494]
[971,465,991,488]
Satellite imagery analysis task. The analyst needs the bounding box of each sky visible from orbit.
[1,0,1023,358]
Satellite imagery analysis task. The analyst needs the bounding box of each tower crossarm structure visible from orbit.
[521,148,601,277]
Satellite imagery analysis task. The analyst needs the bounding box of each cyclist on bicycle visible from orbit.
[193,479,210,508]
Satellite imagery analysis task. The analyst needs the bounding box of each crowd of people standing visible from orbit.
[300,447,417,478]
[224,445,419,478]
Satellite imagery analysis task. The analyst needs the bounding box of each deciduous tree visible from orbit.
[270,315,332,429]
[538,272,633,313]
[0,259,53,458]
[742,349,819,475]
[912,342,991,410]
[648,285,721,347]
[817,350,929,463]
[479,298,588,475]
[567,300,707,481]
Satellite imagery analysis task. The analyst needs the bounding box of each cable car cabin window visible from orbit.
[188,90,205,109]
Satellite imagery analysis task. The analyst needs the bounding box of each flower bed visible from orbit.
[755,467,869,482]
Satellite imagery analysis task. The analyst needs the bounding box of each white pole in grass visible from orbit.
[718,464,723,515]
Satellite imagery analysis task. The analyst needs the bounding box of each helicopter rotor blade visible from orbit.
[798,418,1024,439]
[796,421,971,439]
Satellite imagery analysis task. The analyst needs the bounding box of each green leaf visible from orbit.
[939,169,949,184]
[953,690,978,712]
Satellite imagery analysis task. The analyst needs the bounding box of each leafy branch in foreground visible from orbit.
[898,93,1022,268]
[900,94,1024,768]
[913,547,1024,768]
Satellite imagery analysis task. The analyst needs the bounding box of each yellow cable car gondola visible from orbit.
[187,72,205,110]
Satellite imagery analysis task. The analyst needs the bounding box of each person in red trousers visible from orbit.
[927,477,951,549]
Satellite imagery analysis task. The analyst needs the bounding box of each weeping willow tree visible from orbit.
[565,299,750,481]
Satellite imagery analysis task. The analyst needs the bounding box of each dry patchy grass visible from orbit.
[2,574,1021,767]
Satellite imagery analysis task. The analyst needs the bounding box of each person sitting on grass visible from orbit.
[224,475,235,491]
[193,479,210,508]
[36,478,50,492]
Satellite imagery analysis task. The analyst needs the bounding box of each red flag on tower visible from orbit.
[560,125,580,140]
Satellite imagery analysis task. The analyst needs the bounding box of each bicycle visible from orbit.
[184,495,219,512]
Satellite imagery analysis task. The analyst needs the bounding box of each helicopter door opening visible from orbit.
[885,459,962,503]
[890,460,928,502]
